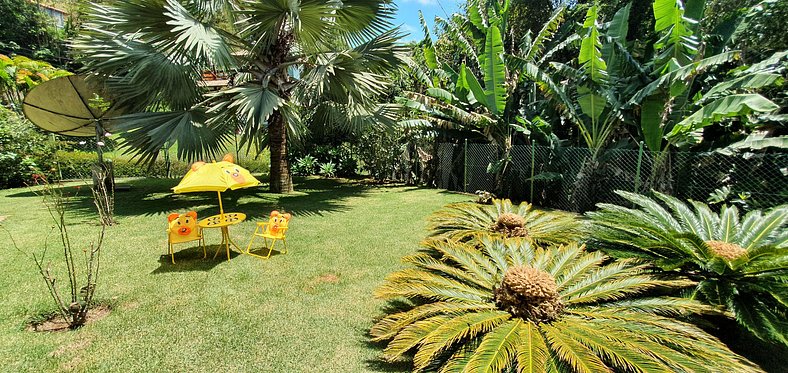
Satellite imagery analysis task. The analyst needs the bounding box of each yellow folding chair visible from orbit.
[166,211,206,264]
[246,210,291,259]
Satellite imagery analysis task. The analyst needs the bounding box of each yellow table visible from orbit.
[198,212,246,261]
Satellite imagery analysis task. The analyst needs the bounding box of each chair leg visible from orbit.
[169,243,176,264]
[201,237,206,259]
[282,238,288,254]
[265,238,275,259]
[246,226,259,254]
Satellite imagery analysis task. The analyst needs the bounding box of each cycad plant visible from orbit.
[428,199,581,246]
[371,237,760,372]
[588,191,788,346]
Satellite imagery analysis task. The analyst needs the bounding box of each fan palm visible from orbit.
[73,0,406,192]
[371,237,760,372]
[428,199,582,246]
[588,191,788,346]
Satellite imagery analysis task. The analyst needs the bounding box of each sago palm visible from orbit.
[588,191,788,346]
[428,199,582,246]
[371,237,760,372]
[74,0,405,192]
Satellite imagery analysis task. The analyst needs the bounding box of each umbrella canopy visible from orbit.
[173,158,260,194]
[22,75,122,137]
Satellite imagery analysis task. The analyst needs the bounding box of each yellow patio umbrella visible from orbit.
[172,155,260,216]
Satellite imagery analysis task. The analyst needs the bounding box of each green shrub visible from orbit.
[53,150,269,180]
[0,108,59,188]
[0,151,39,187]
[290,144,357,177]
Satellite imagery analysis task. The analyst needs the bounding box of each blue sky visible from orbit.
[394,0,462,42]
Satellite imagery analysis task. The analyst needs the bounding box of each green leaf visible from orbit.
[482,25,507,115]
[703,73,783,100]
[464,65,488,109]
[641,95,666,151]
[426,87,456,103]
[606,3,631,41]
[577,86,606,125]
[717,134,788,155]
[525,7,566,62]
[653,0,699,70]
[516,322,549,373]
[579,5,608,84]
[668,94,779,144]
[465,319,522,373]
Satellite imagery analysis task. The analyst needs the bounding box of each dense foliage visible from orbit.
[0,108,59,188]
[588,191,788,346]
[0,0,67,63]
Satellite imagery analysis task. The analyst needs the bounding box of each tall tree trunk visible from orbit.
[269,110,293,193]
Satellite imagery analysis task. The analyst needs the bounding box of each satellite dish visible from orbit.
[22,74,122,138]
[22,74,125,192]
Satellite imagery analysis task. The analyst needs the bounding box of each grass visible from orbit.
[0,177,469,372]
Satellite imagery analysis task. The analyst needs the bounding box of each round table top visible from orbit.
[198,212,246,228]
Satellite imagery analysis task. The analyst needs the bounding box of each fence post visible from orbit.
[463,139,468,193]
[530,142,536,202]
[634,142,644,193]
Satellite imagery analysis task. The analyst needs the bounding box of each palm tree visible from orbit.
[428,198,582,246]
[588,191,788,346]
[371,237,760,372]
[74,0,406,192]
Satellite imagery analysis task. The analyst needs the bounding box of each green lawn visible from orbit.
[0,177,469,372]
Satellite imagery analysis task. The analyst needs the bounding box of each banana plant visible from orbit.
[400,1,573,193]
[628,0,783,152]
[519,3,641,160]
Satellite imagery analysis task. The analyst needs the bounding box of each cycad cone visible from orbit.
[706,240,747,260]
[494,213,529,237]
[495,266,563,323]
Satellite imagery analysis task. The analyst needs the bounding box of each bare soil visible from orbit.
[27,305,111,332]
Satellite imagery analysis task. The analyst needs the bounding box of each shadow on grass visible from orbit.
[151,244,242,274]
[362,299,419,372]
[362,334,412,373]
[6,177,370,220]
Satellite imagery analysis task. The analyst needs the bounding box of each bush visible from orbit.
[54,150,270,180]
[0,108,59,188]
[290,143,357,177]
[0,151,39,187]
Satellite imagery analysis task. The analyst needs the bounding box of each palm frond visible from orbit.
[372,238,760,372]
[428,199,582,246]
[588,191,788,346]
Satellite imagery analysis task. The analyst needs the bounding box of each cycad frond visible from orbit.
[428,199,582,246]
[372,238,760,372]
[588,190,788,346]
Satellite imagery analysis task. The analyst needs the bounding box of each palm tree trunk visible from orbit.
[269,111,293,193]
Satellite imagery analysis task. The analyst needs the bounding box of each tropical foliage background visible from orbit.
[1,0,785,196]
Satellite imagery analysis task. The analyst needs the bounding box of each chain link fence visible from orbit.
[436,142,788,212]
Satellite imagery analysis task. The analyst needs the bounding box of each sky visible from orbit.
[393,0,462,42]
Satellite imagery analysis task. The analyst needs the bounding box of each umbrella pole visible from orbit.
[217,191,224,217]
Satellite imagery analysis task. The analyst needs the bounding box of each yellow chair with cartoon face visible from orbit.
[246,210,291,259]
[166,211,206,264]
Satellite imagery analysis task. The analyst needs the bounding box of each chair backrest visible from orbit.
[168,211,201,242]
[264,210,291,238]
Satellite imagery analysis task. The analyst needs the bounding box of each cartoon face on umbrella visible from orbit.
[173,154,260,215]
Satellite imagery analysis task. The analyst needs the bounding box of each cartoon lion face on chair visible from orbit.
[168,211,199,239]
[266,210,291,236]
